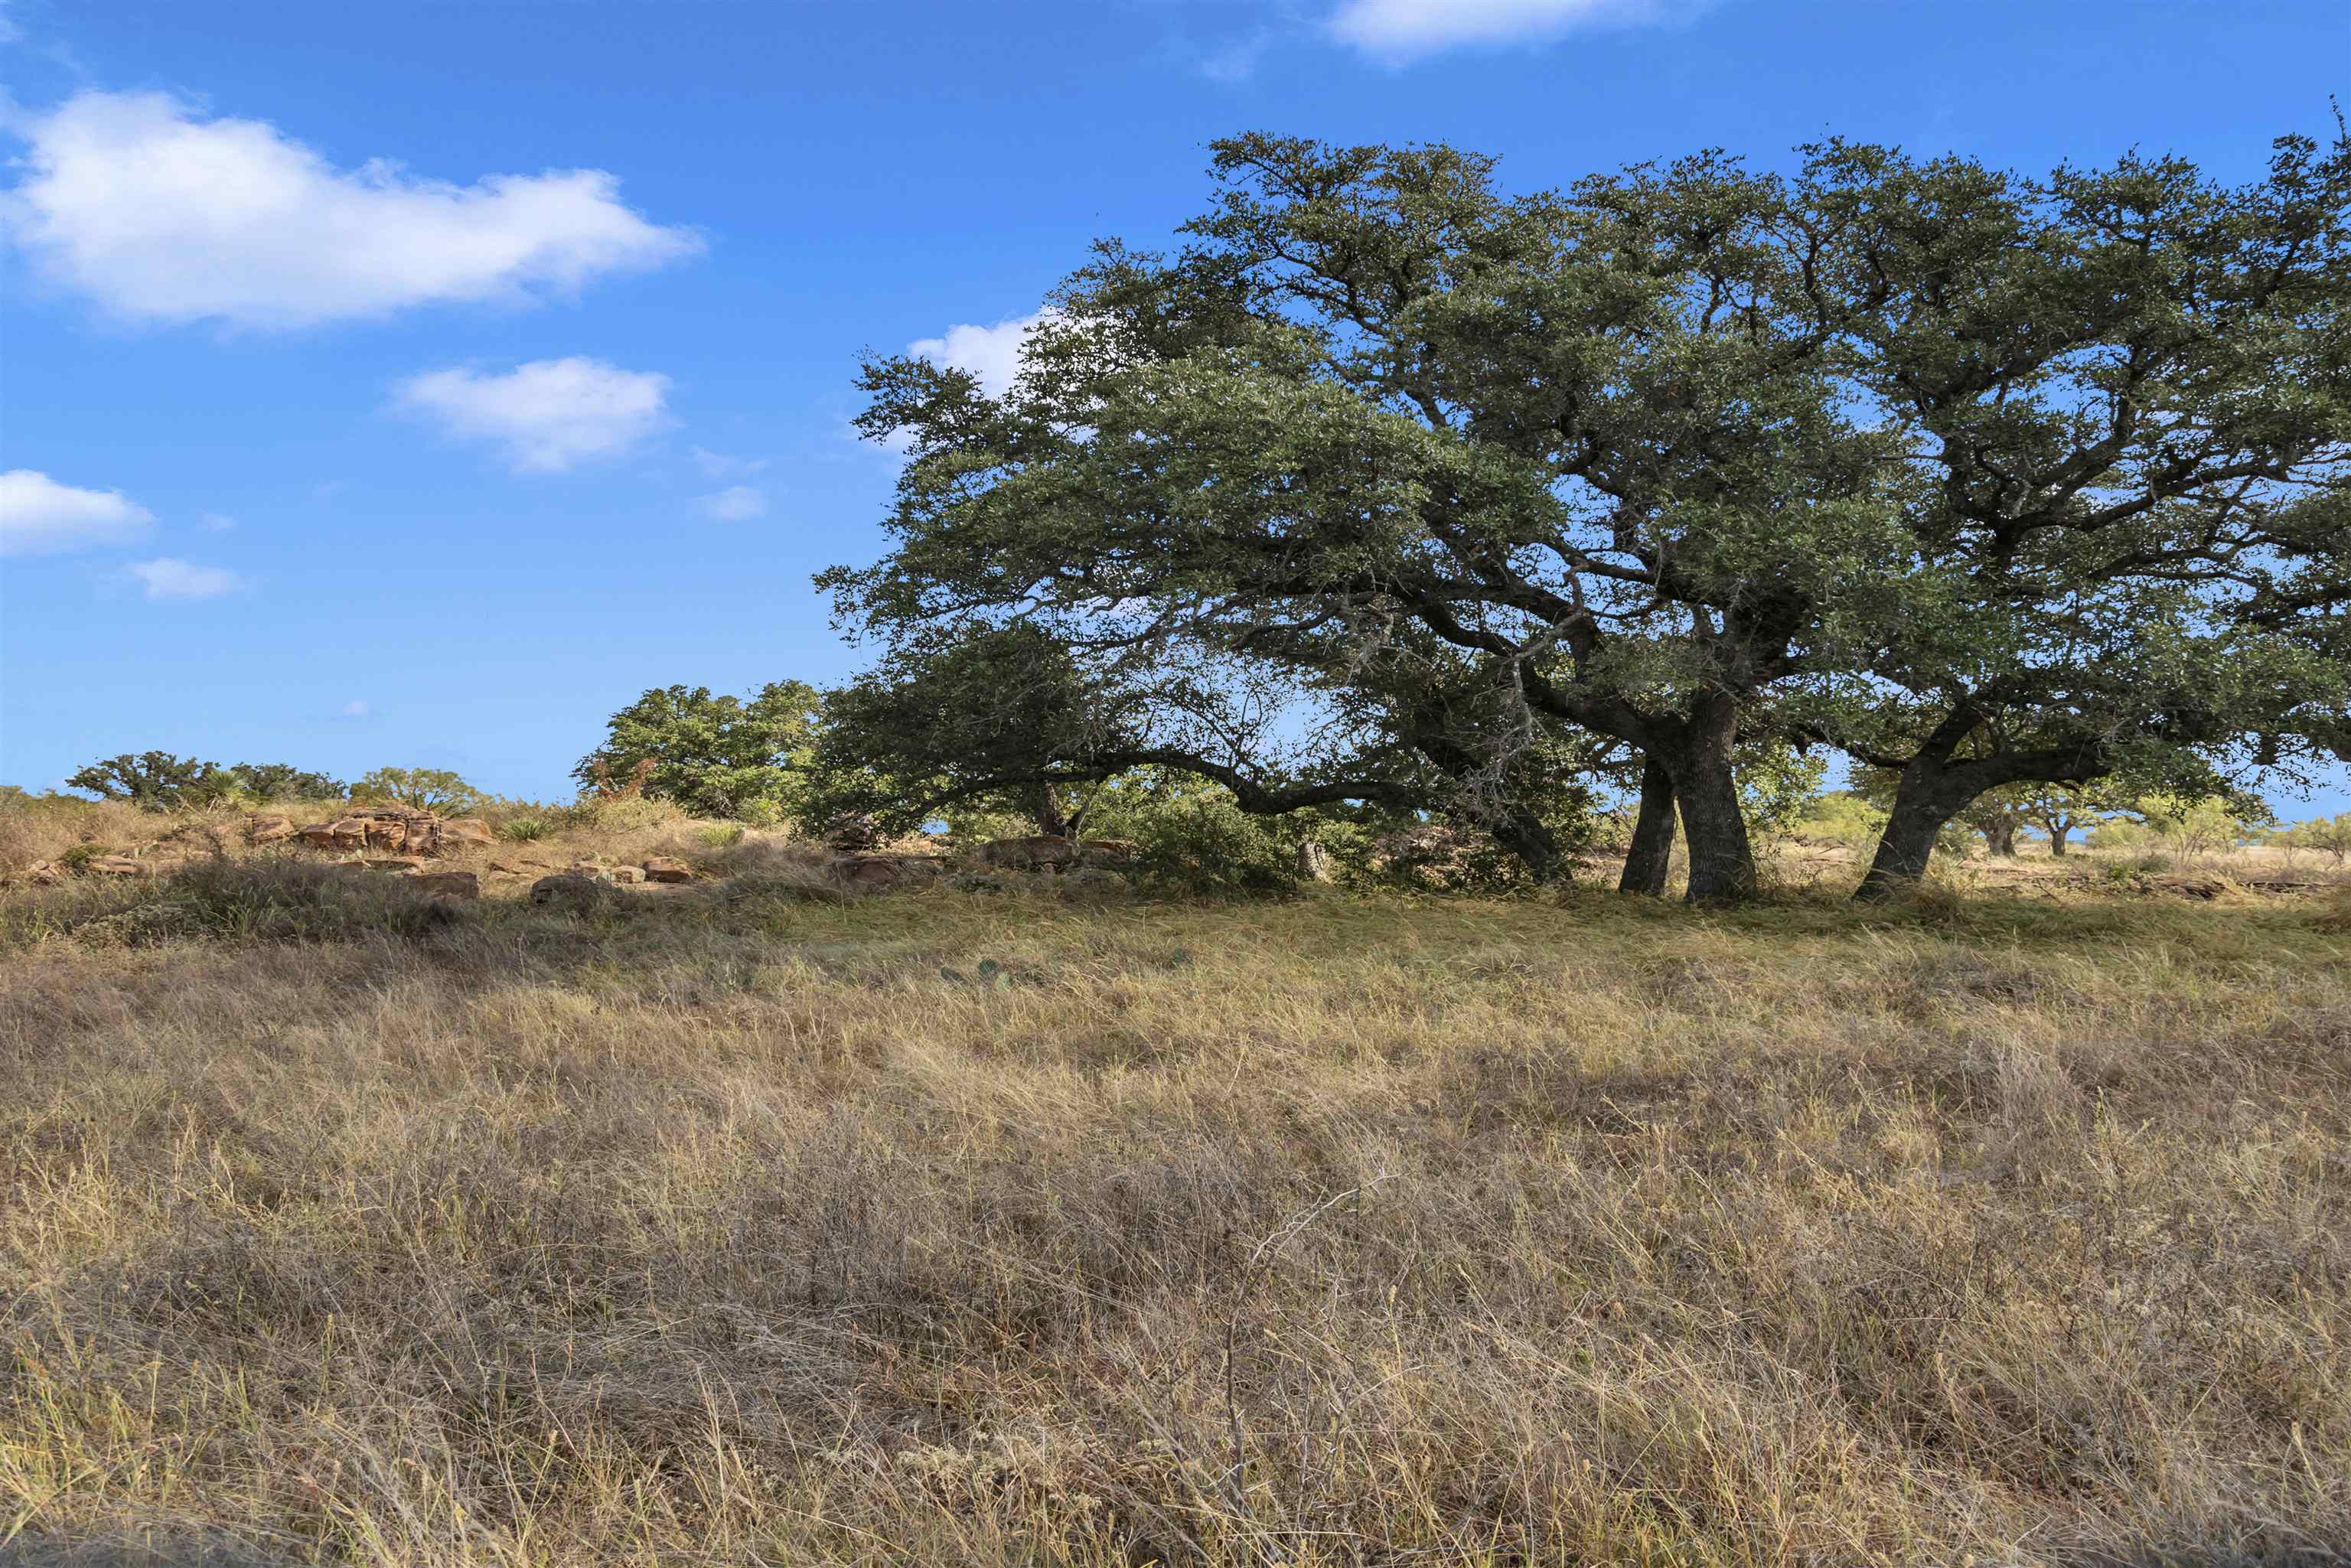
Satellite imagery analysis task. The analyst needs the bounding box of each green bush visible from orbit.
[698,823,747,849]
[498,816,554,843]
[356,768,484,813]
[1123,792,1299,896]
[575,682,823,821]
[70,860,461,947]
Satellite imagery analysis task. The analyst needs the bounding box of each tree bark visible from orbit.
[1857,787,1959,898]
[1984,820,2018,858]
[2046,824,2069,857]
[1663,699,1758,903]
[1491,806,1567,884]
[1619,754,1677,895]
[1032,783,1071,839]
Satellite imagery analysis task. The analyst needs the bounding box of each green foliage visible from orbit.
[64,755,351,812]
[1795,791,1887,851]
[2280,812,2351,864]
[1737,744,1827,839]
[575,682,823,822]
[497,816,555,843]
[828,127,2351,904]
[697,823,747,849]
[2120,793,2276,856]
[355,768,483,813]
[220,763,347,803]
[1123,788,1300,896]
[66,751,228,810]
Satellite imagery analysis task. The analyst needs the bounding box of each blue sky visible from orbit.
[2,0,2346,813]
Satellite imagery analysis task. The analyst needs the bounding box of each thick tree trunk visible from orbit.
[1665,701,1758,903]
[2045,823,2069,857]
[1032,783,1071,839]
[1492,807,1567,884]
[1984,820,2018,858]
[1618,754,1677,895]
[1857,789,1955,899]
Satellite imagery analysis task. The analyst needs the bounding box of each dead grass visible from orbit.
[2,830,2347,1566]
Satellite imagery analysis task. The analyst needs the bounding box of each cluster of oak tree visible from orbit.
[49,131,2351,903]
[800,126,2350,902]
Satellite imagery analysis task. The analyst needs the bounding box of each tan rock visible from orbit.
[607,865,645,884]
[642,856,693,883]
[981,836,1082,871]
[412,871,478,900]
[435,819,494,850]
[246,816,296,844]
[530,871,608,908]
[357,857,428,872]
[87,856,149,876]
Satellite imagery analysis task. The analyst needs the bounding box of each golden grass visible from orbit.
[2,830,2347,1565]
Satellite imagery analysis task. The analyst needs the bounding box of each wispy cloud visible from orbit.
[395,357,671,472]
[341,699,370,718]
[697,484,768,522]
[126,557,243,600]
[0,468,155,556]
[1199,29,1273,82]
[5,90,700,329]
[690,445,770,481]
[201,510,237,531]
[1326,0,1701,61]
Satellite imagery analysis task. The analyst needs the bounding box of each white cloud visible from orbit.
[908,309,1055,399]
[2,90,700,328]
[1327,0,1692,59]
[126,557,243,600]
[200,510,236,530]
[395,357,670,472]
[697,484,768,522]
[0,468,155,556]
[341,699,370,718]
[690,445,769,480]
[1199,30,1273,83]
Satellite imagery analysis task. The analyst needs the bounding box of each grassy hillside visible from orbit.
[2,812,2347,1565]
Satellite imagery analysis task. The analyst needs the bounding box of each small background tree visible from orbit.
[355,768,484,813]
[66,752,229,810]
[574,683,824,823]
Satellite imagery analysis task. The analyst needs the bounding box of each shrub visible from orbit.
[575,682,824,821]
[68,859,461,946]
[2281,812,2351,865]
[355,768,484,813]
[1124,792,1299,895]
[498,816,555,843]
[697,823,747,849]
[65,751,229,810]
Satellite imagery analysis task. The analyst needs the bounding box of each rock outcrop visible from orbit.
[286,807,493,857]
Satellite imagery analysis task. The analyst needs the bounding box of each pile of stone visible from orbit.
[253,807,494,857]
[527,856,697,905]
[21,853,152,886]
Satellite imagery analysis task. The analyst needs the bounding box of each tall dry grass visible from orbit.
[1,848,2346,1565]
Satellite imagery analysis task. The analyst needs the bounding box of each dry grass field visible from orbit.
[2,805,2348,1566]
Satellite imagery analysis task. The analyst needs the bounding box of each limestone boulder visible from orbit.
[642,856,694,884]
[246,816,297,844]
[530,871,611,908]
